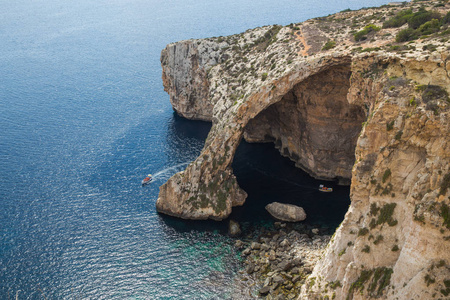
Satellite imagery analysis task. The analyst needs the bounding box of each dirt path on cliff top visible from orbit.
[295,27,311,56]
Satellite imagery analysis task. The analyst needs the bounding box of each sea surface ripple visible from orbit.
[0,0,393,298]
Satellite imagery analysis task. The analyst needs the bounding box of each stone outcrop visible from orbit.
[265,202,307,222]
[161,40,219,121]
[157,1,450,299]
[300,54,450,300]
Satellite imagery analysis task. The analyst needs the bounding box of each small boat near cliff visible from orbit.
[319,184,332,192]
[142,174,153,185]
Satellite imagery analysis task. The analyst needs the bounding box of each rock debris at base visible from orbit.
[234,223,331,299]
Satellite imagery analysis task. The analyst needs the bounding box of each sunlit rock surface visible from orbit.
[157,1,450,298]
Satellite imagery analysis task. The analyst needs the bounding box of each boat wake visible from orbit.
[151,162,191,182]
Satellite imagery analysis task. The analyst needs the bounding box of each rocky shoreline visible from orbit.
[159,1,450,297]
[232,222,332,299]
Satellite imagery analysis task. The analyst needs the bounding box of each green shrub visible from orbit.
[440,173,450,196]
[348,269,374,295]
[368,267,393,296]
[354,24,381,41]
[441,279,450,296]
[370,203,380,216]
[362,245,371,253]
[261,72,268,81]
[329,280,342,289]
[369,218,377,229]
[381,183,393,196]
[391,245,399,251]
[373,235,384,245]
[361,47,381,52]
[424,274,435,286]
[382,169,391,183]
[408,8,440,29]
[396,28,418,42]
[421,85,449,103]
[383,9,413,28]
[443,11,450,24]
[322,40,336,50]
[377,203,397,226]
[441,203,450,229]
[358,227,369,236]
[423,44,437,52]
[418,19,441,35]
[393,8,443,42]
[386,120,394,131]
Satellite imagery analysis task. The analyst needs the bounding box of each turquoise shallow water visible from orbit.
[0,0,393,298]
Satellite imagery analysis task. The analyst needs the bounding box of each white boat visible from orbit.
[142,174,153,185]
[319,184,333,192]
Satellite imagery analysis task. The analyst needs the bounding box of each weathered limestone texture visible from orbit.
[301,55,450,300]
[157,1,450,298]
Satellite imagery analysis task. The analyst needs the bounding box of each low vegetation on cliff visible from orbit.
[159,0,450,299]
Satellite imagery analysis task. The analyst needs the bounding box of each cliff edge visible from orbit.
[157,1,450,298]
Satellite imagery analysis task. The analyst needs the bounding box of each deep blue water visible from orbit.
[1,0,394,298]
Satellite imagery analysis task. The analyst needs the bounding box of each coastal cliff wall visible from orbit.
[157,1,450,299]
[301,55,450,300]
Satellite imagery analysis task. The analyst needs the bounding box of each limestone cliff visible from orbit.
[157,1,450,298]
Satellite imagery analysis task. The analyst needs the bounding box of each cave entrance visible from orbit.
[230,64,366,233]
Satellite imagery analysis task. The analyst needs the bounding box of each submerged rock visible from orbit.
[234,239,244,248]
[228,219,241,236]
[265,202,307,222]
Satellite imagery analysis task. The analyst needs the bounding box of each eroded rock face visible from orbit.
[158,1,450,298]
[244,65,365,183]
[300,56,450,300]
[161,40,220,121]
[156,54,354,221]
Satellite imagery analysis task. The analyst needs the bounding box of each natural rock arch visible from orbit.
[156,56,366,220]
[242,63,365,185]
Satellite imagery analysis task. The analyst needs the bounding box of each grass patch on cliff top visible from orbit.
[391,8,449,42]
[354,24,381,41]
[252,25,282,52]
[322,40,336,50]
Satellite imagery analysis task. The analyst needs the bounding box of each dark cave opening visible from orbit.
[243,64,366,184]
[230,140,350,234]
[229,64,366,233]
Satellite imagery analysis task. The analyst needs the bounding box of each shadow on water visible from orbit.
[159,117,350,236]
[230,141,350,234]
[165,113,212,158]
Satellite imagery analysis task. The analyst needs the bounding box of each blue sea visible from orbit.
[0,0,394,298]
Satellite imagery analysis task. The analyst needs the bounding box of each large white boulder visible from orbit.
[265,202,307,222]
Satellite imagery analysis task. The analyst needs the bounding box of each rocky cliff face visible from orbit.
[158,1,450,298]
[161,40,218,121]
[301,55,450,300]
[244,64,365,184]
